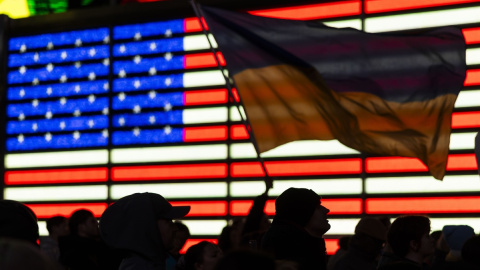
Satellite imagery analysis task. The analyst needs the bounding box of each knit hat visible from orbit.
[274,188,320,227]
[442,225,475,251]
[355,217,388,241]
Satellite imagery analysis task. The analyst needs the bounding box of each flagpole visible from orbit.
[189,0,273,192]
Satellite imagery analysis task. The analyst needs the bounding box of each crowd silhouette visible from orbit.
[1,188,480,270]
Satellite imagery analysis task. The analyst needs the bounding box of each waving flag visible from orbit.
[200,6,467,180]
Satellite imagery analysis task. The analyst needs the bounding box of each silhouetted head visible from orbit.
[46,216,69,237]
[462,235,480,266]
[184,241,223,270]
[0,200,39,245]
[387,216,433,259]
[100,192,190,264]
[275,188,330,236]
[170,221,190,255]
[69,209,98,238]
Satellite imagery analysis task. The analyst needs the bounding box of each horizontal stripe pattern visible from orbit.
[4,2,480,258]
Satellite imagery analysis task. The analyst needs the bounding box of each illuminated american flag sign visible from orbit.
[7,28,110,152]
[3,0,480,255]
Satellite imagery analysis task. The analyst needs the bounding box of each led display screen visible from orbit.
[3,0,480,254]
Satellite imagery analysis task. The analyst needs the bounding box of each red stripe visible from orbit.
[184,89,228,106]
[180,239,218,254]
[463,27,480,44]
[248,1,361,20]
[325,239,339,255]
[112,163,228,181]
[366,196,480,214]
[4,168,108,185]
[184,17,208,32]
[230,124,249,140]
[366,157,428,173]
[230,159,362,177]
[26,203,107,219]
[230,112,479,141]
[366,154,478,173]
[446,153,478,170]
[184,52,226,69]
[451,111,480,129]
[171,201,228,216]
[365,0,480,14]
[183,126,228,142]
[465,69,480,86]
[231,88,240,102]
[229,198,362,215]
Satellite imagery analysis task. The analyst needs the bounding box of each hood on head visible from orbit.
[100,193,190,263]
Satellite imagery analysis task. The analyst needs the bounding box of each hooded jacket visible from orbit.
[100,193,189,270]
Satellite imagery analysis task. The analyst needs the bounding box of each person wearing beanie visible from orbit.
[260,188,330,270]
[431,225,475,269]
[442,225,475,261]
[333,217,388,270]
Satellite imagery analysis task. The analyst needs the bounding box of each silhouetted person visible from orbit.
[100,192,190,270]
[333,217,388,270]
[0,200,59,269]
[260,188,330,270]
[431,225,475,270]
[461,235,480,269]
[239,191,271,250]
[59,209,120,270]
[327,236,351,270]
[378,216,435,270]
[166,221,191,270]
[40,216,69,262]
[180,241,223,270]
[218,217,244,253]
[0,200,39,245]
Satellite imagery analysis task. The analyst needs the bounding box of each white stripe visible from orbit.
[430,218,480,234]
[324,19,362,30]
[324,218,361,235]
[183,70,226,88]
[466,47,480,65]
[183,34,218,51]
[230,178,363,197]
[4,185,108,202]
[455,89,480,108]
[110,182,228,200]
[111,144,227,163]
[230,140,358,158]
[366,175,480,194]
[229,106,247,122]
[5,150,108,168]
[183,107,228,124]
[182,220,228,235]
[38,221,48,236]
[450,132,477,150]
[365,6,480,33]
